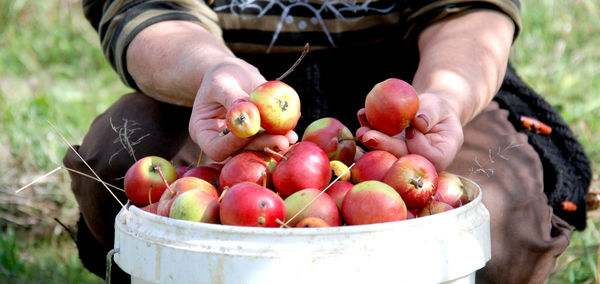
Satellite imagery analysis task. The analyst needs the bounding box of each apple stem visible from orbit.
[156,165,175,196]
[264,147,286,160]
[196,150,203,167]
[276,43,310,81]
[409,176,423,189]
[218,186,229,202]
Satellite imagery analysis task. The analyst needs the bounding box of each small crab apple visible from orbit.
[249,80,301,135]
[225,100,261,138]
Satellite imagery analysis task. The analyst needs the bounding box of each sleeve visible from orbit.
[402,0,521,42]
[82,0,222,91]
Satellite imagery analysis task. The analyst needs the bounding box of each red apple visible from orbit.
[175,166,193,178]
[417,200,454,217]
[249,80,301,135]
[342,180,407,225]
[283,188,341,227]
[219,151,275,192]
[182,166,221,189]
[169,189,220,224]
[351,150,397,184]
[219,182,286,227]
[140,202,159,215]
[301,117,356,166]
[272,141,332,198]
[433,171,470,208]
[364,78,419,136]
[156,176,219,217]
[124,156,178,207]
[326,181,353,211]
[383,154,438,209]
[225,100,262,138]
[296,217,330,228]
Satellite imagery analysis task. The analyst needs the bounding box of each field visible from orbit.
[1,0,598,283]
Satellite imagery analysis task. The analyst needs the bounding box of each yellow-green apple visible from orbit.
[330,160,351,182]
[219,182,286,227]
[225,100,262,138]
[169,189,220,223]
[417,200,454,217]
[351,150,397,184]
[433,171,470,208]
[157,176,219,217]
[301,117,356,166]
[296,217,330,228]
[284,188,341,227]
[326,181,353,211]
[364,78,419,136]
[342,180,407,225]
[219,151,275,192]
[182,166,221,189]
[124,156,178,207]
[272,141,332,198]
[383,154,438,209]
[249,80,301,135]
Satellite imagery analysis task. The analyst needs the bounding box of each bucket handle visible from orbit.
[106,248,120,284]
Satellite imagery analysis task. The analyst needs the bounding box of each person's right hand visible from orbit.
[189,57,298,162]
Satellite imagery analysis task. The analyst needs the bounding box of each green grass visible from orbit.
[0,0,598,283]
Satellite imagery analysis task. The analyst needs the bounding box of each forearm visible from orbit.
[412,10,515,125]
[126,20,236,107]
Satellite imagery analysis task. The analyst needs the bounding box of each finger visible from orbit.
[356,108,371,128]
[356,127,408,158]
[243,132,296,153]
[406,127,463,171]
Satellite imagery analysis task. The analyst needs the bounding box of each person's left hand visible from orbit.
[355,92,463,171]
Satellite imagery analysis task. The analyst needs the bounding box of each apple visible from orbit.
[225,100,262,138]
[301,117,356,166]
[283,188,341,227]
[417,200,454,217]
[330,160,351,182]
[219,151,275,192]
[182,165,221,189]
[156,176,219,217]
[364,78,419,136]
[433,171,470,208]
[383,154,438,209]
[175,166,193,178]
[296,217,330,228]
[169,189,220,223]
[351,150,397,184]
[342,180,407,225]
[219,182,286,227]
[249,80,301,135]
[272,141,332,198]
[140,202,159,215]
[326,181,353,211]
[124,156,178,207]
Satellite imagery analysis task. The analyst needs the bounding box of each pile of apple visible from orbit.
[123,78,474,228]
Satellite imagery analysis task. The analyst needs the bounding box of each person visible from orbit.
[64,0,591,283]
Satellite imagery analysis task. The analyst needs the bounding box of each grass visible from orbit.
[0,0,598,283]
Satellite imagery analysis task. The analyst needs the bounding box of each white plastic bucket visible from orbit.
[114,176,490,284]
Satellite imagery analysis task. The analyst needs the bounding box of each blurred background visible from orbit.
[0,0,598,283]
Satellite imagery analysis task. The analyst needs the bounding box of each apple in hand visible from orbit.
[156,176,219,217]
[433,171,470,208]
[182,165,221,189]
[342,180,407,225]
[219,182,286,227]
[351,150,397,184]
[272,141,332,198]
[124,156,178,207]
[169,189,220,224]
[219,151,275,192]
[364,78,419,136]
[225,100,262,138]
[383,154,438,209]
[284,188,341,227]
[249,80,301,135]
[302,117,356,166]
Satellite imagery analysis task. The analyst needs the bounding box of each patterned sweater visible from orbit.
[83,0,521,90]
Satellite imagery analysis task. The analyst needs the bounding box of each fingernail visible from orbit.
[417,114,430,129]
[405,127,415,139]
[363,138,378,148]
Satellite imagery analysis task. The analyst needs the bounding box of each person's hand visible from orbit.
[356,92,463,171]
[189,57,298,162]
